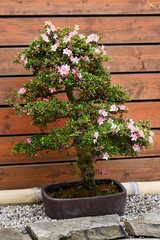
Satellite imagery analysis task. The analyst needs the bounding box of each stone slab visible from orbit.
[27,214,127,240]
[0,228,32,240]
[125,210,160,238]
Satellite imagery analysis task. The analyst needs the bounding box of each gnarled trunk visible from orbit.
[74,143,95,189]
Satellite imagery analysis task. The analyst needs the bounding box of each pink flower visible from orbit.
[120,105,126,111]
[127,123,135,132]
[18,88,26,94]
[94,132,99,139]
[24,58,28,66]
[53,33,58,39]
[20,55,25,61]
[130,133,138,141]
[78,73,82,79]
[94,48,101,54]
[69,31,77,38]
[110,105,118,112]
[138,130,145,138]
[103,153,109,160]
[98,117,106,125]
[99,109,108,117]
[63,48,72,56]
[41,34,49,42]
[22,110,27,114]
[101,168,108,175]
[86,34,99,43]
[63,36,71,43]
[49,88,56,93]
[71,56,79,64]
[74,25,79,31]
[149,136,154,144]
[78,34,84,40]
[59,64,70,76]
[100,146,104,150]
[26,138,31,144]
[133,144,140,153]
[59,78,62,83]
[46,28,51,34]
[51,43,59,51]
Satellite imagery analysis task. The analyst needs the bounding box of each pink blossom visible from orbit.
[78,73,82,79]
[150,131,154,137]
[94,132,99,139]
[63,48,72,56]
[106,66,110,70]
[130,133,138,141]
[59,77,62,83]
[101,168,108,175]
[26,138,31,144]
[69,31,77,38]
[34,46,38,50]
[74,25,79,31]
[79,34,85,39]
[49,88,56,93]
[63,36,71,43]
[59,64,70,76]
[127,123,135,132]
[94,48,101,54]
[86,34,99,43]
[110,105,118,112]
[24,58,28,66]
[103,153,109,160]
[149,136,154,144]
[45,21,56,32]
[51,43,59,51]
[133,144,140,153]
[46,28,51,34]
[120,105,126,111]
[138,130,145,138]
[99,109,108,117]
[18,88,26,94]
[101,45,106,55]
[22,110,27,114]
[20,55,25,61]
[98,117,106,125]
[71,56,79,64]
[53,33,58,39]
[41,34,49,42]
[100,146,104,150]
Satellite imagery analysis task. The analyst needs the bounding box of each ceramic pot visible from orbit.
[41,179,126,219]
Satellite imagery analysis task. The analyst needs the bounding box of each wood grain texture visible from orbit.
[0,102,159,135]
[0,0,159,16]
[0,130,159,165]
[1,45,160,76]
[1,17,160,46]
[1,157,160,190]
[1,73,160,105]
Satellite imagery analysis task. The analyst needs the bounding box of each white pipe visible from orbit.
[0,182,159,205]
[0,187,42,205]
[122,181,160,195]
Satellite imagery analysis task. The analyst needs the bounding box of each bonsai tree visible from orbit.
[7,21,154,190]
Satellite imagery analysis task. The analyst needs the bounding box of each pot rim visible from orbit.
[41,179,126,201]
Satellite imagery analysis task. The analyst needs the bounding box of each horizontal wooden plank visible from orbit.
[0,0,159,16]
[1,73,160,105]
[1,157,160,190]
[0,130,159,165]
[1,17,160,46]
[0,102,159,135]
[1,45,160,76]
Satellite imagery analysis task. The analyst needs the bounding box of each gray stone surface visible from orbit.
[27,214,127,240]
[0,228,32,240]
[125,210,160,238]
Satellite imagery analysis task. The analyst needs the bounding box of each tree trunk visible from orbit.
[74,143,95,189]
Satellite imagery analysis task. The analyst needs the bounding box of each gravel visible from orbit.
[0,194,160,234]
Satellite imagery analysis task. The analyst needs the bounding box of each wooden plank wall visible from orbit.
[0,0,160,189]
